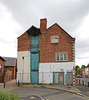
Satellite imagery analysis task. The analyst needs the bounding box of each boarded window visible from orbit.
[51,35,59,43]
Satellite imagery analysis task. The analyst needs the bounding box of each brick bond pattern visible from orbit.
[18,19,75,63]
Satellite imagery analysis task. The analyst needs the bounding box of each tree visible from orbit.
[77,68,82,76]
[75,65,80,71]
[75,65,80,75]
[81,65,86,69]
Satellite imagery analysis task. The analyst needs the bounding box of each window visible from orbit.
[56,53,68,61]
[60,54,63,61]
[0,64,2,72]
[56,54,59,61]
[5,67,8,72]
[51,35,59,43]
[64,54,67,60]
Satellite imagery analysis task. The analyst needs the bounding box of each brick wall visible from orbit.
[0,59,4,82]
[18,32,31,51]
[5,66,16,79]
[18,19,75,63]
[39,23,75,63]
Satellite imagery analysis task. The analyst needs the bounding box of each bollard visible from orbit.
[88,82,89,87]
[4,82,5,88]
[18,81,19,87]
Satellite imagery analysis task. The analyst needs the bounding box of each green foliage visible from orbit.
[75,65,80,75]
[77,68,82,76]
[81,65,86,69]
[0,90,19,100]
[0,90,10,100]
[49,83,53,85]
[10,92,19,100]
[75,65,80,71]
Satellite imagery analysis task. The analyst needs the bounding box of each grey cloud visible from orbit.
[1,0,89,32]
[0,0,89,65]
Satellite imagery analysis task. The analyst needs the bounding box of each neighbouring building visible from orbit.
[3,57,17,80]
[0,56,17,82]
[0,56,5,82]
[82,64,89,78]
[77,64,89,86]
[17,18,75,85]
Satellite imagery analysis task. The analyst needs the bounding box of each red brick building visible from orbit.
[0,56,5,82]
[17,18,75,85]
[0,56,17,82]
[3,57,17,80]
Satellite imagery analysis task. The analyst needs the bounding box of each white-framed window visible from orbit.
[51,35,59,43]
[56,53,68,61]
[0,64,2,72]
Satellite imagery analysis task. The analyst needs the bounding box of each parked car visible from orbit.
[77,75,82,78]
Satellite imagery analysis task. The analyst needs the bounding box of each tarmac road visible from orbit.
[10,87,87,100]
[76,84,89,97]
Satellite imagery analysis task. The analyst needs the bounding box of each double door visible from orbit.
[53,72,64,85]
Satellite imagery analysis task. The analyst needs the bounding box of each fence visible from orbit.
[0,74,4,83]
[0,74,17,88]
[17,71,73,86]
[76,78,89,86]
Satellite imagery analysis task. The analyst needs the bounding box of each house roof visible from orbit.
[2,57,17,67]
[18,19,75,40]
[0,56,5,61]
[26,25,41,35]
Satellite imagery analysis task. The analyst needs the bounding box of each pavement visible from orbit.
[22,84,81,93]
[0,80,89,99]
[0,80,18,92]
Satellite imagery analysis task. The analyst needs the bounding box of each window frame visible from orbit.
[56,53,68,61]
[51,35,59,43]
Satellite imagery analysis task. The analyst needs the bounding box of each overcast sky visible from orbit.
[0,0,89,67]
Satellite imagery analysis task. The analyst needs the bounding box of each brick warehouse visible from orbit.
[17,18,75,85]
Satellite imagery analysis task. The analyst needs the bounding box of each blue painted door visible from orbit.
[31,53,39,70]
[31,71,38,84]
[53,72,64,85]
[59,72,64,85]
[30,35,39,84]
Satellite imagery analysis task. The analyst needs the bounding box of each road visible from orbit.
[76,85,89,97]
[10,87,87,100]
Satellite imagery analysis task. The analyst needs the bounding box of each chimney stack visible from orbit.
[40,18,47,33]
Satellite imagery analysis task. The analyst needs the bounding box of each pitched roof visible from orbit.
[26,25,41,35]
[0,56,5,61]
[2,57,17,67]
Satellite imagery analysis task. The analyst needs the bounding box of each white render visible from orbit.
[17,51,30,83]
[39,62,75,84]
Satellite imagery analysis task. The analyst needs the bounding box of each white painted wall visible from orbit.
[39,62,75,84]
[17,51,30,83]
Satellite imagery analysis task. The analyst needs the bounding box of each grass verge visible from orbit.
[0,90,19,100]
